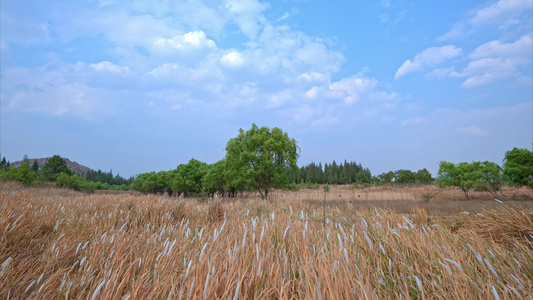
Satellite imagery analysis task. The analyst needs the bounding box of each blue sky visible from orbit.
[1,0,532,178]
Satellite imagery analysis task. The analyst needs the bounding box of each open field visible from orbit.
[1,181,532,299]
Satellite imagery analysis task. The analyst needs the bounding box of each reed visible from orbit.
[1,181,532,299]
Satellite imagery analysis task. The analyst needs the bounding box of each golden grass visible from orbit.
[1,181,532,299]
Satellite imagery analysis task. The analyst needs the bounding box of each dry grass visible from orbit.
[1,181,532,299]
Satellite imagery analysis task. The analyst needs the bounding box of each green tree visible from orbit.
[225,124,300,200]
[203,159,228,196]
[477,161,503,197]
[56,172,72,188]
[22,154,30,167]
[42,155,73,181]
[0,156,7,171]
[503,147,533,188]
[377,171,395,185]
[4,163,33,184]
[394,169,416,185]
[437,161,488,200]
[170,159,208,196]
[131,171,170,194]
[415,168,434,184]
[31,160,39,172]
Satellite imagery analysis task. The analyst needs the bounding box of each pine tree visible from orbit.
[32,160,39,172]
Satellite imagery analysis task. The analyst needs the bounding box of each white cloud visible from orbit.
[436,23,471,42]
[297,72,329,84]
[152,31,217,54]
[95,13,181,48]
[220,51,246,69]
[425,67,455,79]
[470,0,532,26]
[329,76,378,104]
[225,0,269,39]
[438,0,532,41]
[90,61,131,74]
[268,91,292,108]
[276,11,290,22]
[0,0,394,127]
[456,126,489,136]
[469,34,532,59]
[6,82,103,119]
[305,86,319,99]
[446,34,533,87]
[458,58,523,87]
[328,74,398,105]
[395,45,462,79]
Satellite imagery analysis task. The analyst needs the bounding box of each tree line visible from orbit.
[287,161,372,185]
[1,127,532,200]
[437,147,533,199]
[0,155,133,191]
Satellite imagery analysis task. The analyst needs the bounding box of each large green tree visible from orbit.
[225,124,300,200]
[437,161,477,199]
[437,161,503,199]
[503,147,533,188]
[477,161,503,197]
[42,155,72,181]
[170,159,208,196]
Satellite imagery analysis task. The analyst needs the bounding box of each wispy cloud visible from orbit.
[470,0,532,26]
[456,126,489,136]
[438,0,532,41]
[395,45,462,79]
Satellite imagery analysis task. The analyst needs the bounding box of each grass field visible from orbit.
[1,181,532,299]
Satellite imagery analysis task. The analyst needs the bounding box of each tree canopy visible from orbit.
[42,155,72,181]
[225,124,300,200]
[437,161,503,199]
[503,147,533,188]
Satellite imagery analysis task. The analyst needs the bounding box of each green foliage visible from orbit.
[3,164,34,184]
[56,172,72,188]
[476,161,503,197]
[55,172,97,192]
[394,169,417,185]
[375,171,395,185]
[203,159,227,196]
[225,124,300,200]
[42,155,72,181]
[131,171,170,194]
[0,156,8,171]
[416,168,434,184]
[290,160,371,185]
[373,169,434,185]
[31,160,39,172]
[503,147,533,188]
[170,159,208,196]
[131,159,209,196]
[322,184,330,193]
[437,161,503,199]
[83,169,134,186]
[438,161,476,199]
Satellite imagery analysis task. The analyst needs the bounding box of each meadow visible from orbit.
[1,181,532,299]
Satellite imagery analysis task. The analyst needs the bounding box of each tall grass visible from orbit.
[1,181,532,299]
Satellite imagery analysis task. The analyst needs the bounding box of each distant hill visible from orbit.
[12,157,92,175]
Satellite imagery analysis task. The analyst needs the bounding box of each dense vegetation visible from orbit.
[1,128,532,198]
[288,161,372,185]
[0,155,132,192]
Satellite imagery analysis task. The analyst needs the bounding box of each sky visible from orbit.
[1,0,532,178]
